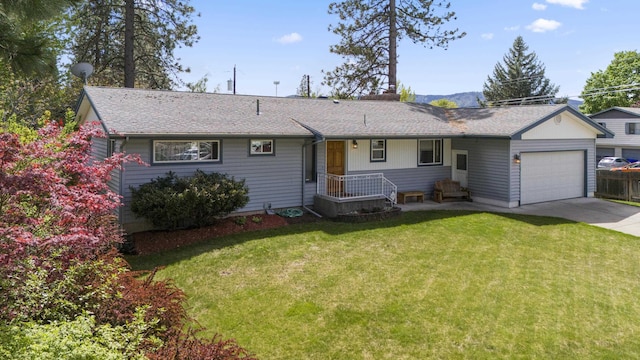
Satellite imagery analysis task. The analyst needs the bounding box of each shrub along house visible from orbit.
[75,86,612,233]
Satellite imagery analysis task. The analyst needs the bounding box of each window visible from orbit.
[305,144,317,182]
[370,139,386,161]
[153,140,220,163]
[626,123,640,134]
[250,139,274,155]
[107,139,116,157]
[418,139,442,165]
[596,122,608,138]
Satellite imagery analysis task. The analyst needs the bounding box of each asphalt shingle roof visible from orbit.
[80,86,590,139]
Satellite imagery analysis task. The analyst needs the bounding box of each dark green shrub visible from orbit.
[131,171,249,230]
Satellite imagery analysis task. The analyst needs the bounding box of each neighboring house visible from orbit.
[589,107,640,162]
[75,86,612,233]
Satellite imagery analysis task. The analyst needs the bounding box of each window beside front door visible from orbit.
[418,139,443,165]
[371,139,386,162]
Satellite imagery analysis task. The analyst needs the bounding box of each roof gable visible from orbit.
[589,107,640,119]
[521,111,602,140]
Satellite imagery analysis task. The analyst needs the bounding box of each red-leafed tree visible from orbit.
[0,119,255,358]
[0,119,141,264]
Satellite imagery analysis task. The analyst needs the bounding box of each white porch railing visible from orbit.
[317,173,397,204]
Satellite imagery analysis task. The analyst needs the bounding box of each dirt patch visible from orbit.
[128,213,321,256]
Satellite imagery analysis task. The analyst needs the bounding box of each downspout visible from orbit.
[302,137,325,218]
[118,136,130,228]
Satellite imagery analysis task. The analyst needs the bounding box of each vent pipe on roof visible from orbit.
[256,99,260,115]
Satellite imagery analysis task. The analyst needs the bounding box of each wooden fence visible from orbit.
[596,170,640,202]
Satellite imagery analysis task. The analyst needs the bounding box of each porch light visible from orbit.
[513,154,521,164]
[352,139,358,149]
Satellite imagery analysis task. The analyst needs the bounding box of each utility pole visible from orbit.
[274,80,280,96]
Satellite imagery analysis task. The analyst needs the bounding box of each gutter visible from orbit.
[289,117,325,218]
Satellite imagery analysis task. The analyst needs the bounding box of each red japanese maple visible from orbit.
[0,121,142,263]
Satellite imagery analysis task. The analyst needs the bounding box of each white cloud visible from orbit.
[504,25,520,31]
[546,0,588,9]
[526,18,562,32]
[275,32,303,44]
[532,3,547,10]
[481,33,494,40]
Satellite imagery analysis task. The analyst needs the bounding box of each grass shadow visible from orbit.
[126,209,580,271]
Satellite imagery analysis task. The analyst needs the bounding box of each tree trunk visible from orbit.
[388,0,397,93]
[124,0,135,88]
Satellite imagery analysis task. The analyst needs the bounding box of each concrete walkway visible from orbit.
[396,197,640,237]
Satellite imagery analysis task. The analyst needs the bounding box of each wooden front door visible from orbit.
[326,141,345,196]
[326,141,345,175]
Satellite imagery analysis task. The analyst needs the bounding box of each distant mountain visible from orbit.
[415,92,483,108]
[415,91,583,109]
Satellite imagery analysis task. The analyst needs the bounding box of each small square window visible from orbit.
[370,139,386,162]
[626,123,640,135]
[250,139,274,155]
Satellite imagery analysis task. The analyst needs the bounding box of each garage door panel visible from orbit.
[521,151,584,205]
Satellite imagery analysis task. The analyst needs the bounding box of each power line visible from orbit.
[486,84,640,106]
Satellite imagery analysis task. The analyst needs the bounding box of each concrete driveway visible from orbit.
[396,197,640,237]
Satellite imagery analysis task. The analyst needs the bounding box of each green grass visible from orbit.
[610,199,640,208]
[128,211,640,359]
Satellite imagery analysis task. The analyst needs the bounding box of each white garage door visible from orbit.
[520,151,585,205]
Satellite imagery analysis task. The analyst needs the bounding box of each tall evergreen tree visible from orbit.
[323,0,465,99]
[66,0,199,89]
[482,36,559,106]
[0,0,76,77]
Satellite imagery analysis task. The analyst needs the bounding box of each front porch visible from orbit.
[313,173,397,218]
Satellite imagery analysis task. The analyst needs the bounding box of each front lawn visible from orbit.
[129,210,640,359]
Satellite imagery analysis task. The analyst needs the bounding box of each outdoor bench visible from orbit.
[397,191,424,204]
[433,179,471,203]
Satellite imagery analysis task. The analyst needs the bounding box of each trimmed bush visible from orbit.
[131,170,249,230]
[0,310,157,360]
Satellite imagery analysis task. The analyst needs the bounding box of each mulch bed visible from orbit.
[128,213,321,256]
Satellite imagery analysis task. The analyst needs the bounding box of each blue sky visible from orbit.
[175,0,637,100]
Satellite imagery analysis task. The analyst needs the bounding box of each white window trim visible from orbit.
[418,139,443,166]
[153,140,221,163]
[370,139,386,162]
[250,139,275,155]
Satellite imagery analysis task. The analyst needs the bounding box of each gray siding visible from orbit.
[452,138,511,203]
[511,139,596,202]
[121,137,305,230]
[91,137,122,220]
[592,111,640,148]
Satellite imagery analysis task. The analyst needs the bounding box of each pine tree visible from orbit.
[66,0,199,89]
[0,0,76,77]
[323,0,465,99]
[482,36,559,106]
